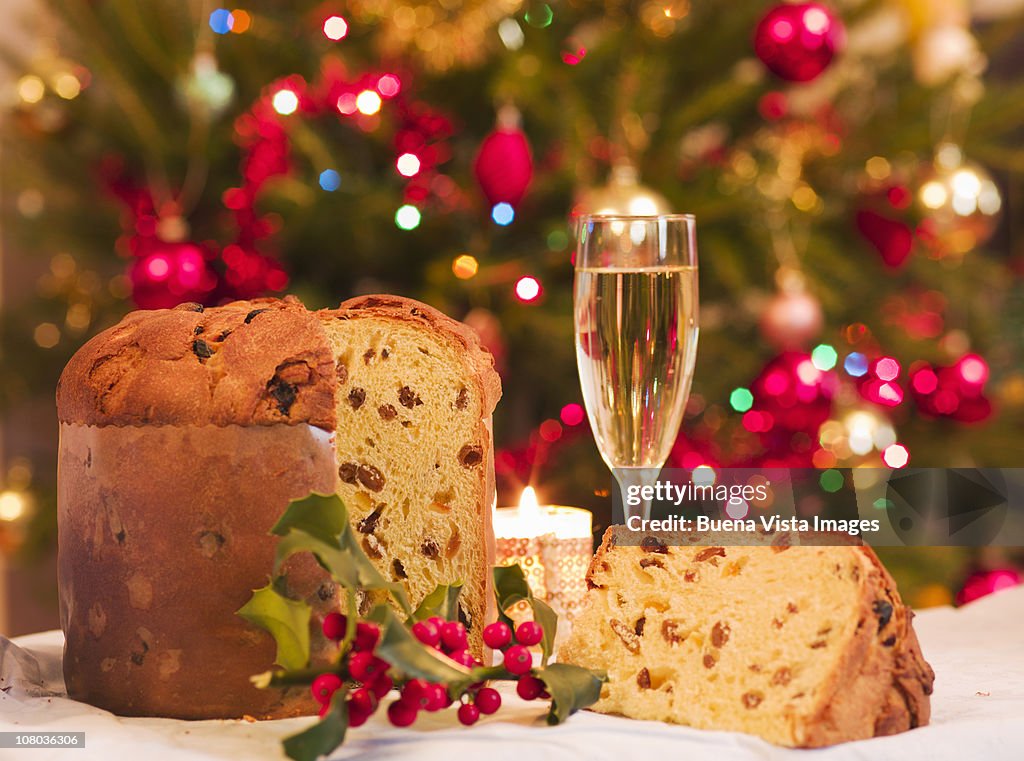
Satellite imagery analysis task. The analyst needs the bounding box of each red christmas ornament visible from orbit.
[129,241,216,310]
[473,104,533,207]
[855,209,914,269]
[753,2,845,83]
[956,568,1021,606]
[760,287,824,349]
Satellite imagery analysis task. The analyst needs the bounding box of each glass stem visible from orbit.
[614,466,660,523]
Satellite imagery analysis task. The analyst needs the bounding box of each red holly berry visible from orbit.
[482,621,512,650]
[449,649,479,669]
[311,673,343,704]
[425,683,450,712]
[439,621,468,652]
[475,687,501,715]
[387,698,418,727]
[322,612,347,641]
[503,645,532,675]
[348,687,377,727]
[411,620,440,648]
[349,651,388,683]
[400,679,432,711]
[516,675,546,701]
[354,622,381,651]
[515,621,544,647]
[457,702,481,726]
[367,673,393,700]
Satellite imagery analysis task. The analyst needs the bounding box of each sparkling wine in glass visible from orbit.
[573,214,699,522]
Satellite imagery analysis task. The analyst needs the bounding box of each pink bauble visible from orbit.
[473,127,533,206]
[130,241,216,309]
[760,289,824,349]
[753,2,845,83]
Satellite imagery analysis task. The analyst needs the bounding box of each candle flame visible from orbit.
[519,485,540,519]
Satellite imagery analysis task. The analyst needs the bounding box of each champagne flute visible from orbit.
[573,214,699,523]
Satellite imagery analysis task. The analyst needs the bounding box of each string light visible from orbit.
[491,202,515,225]
[452,255,478,279]
[323,15,349,40]
[396,153,421,177]
[209,9,234,34]
[272,88,299,115]
[355,90,382,115]
[377,74,401,98]
[395,204,421,230]
[318,169,341,192]
[515,276,541,302]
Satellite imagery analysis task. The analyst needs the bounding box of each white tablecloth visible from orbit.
[2,586,1023,761]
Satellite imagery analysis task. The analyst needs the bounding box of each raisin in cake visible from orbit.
[56,295,500,719]
[559,527,934,747]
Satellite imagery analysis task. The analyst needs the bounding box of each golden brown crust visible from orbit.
[334,294,502,417]
[56,297,336,429]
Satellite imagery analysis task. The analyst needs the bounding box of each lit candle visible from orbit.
[494,487,593,628]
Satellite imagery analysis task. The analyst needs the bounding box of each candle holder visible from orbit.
[493,488,593,635]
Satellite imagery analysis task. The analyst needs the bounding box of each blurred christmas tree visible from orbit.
[2,0,1023,604]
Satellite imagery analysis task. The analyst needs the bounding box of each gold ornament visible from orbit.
[574,161,672,216]
[916,143,1002,255]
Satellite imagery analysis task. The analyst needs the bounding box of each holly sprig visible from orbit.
[238,493,605,761]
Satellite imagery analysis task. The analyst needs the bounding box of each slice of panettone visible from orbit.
[559,527,934,747]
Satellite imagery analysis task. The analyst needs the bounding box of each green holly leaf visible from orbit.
[535,662,606,726]
[492,564,558,662]
[271,493,411,615]
[236,582,311,671]
[370,605,472,683]
[410,581,463,622]
[282,691,348,761]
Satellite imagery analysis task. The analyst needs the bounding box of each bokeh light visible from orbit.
[560,403,585,426]
[729,387,754,412]
[883,443,909,468]
[53,73,81,100]
[395,204,421,230]
[396,153,421,177]
[336,93,357,115]
[875,357,901,381]
[958,354,989,386]
[323,15,349,40]
[230,10,251,33]
[811,344,837,371]
[355,90,382,115]
[539,419,563,442]
[318,169,341,192]
[844,352,868,377]
[452,254,478,279]
[491,202,515,225]
[515,276,541,302]
[17,75,45,104]
[209,8,234,34]
[272,88,299,115]
[377,74,401,98]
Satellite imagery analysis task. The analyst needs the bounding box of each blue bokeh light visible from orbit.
[318,169,341,192]
[209,9,234,34]
[844,352,869,377]
[491,202,515,226]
